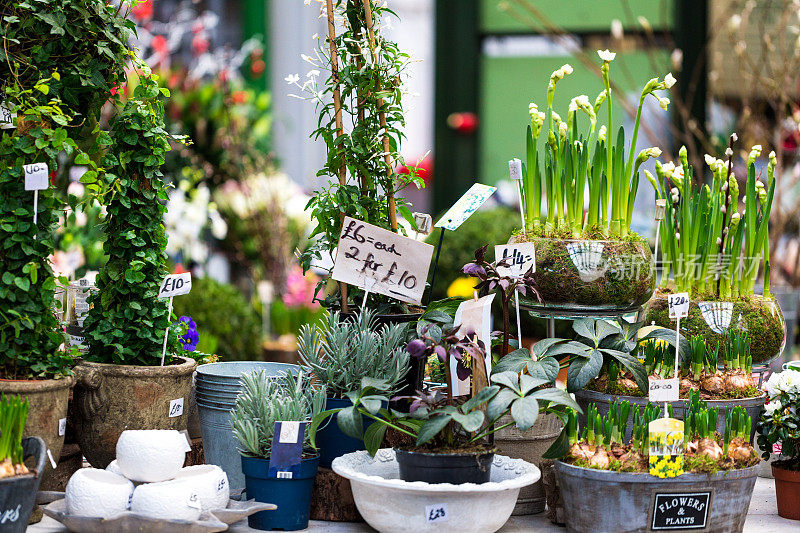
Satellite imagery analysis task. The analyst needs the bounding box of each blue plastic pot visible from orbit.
[241,454,319,531]
[316,397,371,468]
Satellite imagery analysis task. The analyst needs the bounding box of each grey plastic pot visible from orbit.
[556,461,759,533]
[0,437,47,533]
[574,388,766,443]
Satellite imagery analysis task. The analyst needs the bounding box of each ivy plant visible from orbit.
[82,72,184,366]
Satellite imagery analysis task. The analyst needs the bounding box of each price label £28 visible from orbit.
[331,217,434,305]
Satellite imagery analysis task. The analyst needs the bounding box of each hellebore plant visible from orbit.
[309,322,579,455]
[647,138,776,298]
[758,370,800,469]
[521,50,673,237]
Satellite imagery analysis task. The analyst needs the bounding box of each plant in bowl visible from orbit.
[76,73,197,468]
[0,395,47,533]
[513,51,674,312]
[231,370,325,531]
[310,319,579,484]
[298,309,409,467]
[545,394,760,532]
[644,142,784,365]
[757,369,800,520]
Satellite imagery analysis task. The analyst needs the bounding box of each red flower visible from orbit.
[131,0,153,22]
[151,35,168,55]
[250,59,266,76]
[396,155,433,185]
[191,35,209,56]
[231,91,248,105]
[173,264,188,274]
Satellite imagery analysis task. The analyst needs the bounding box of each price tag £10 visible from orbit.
[668,292,690,319]
[24,163,49,191]
[158,272,192,299]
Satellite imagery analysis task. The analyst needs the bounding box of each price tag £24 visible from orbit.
[668,292,689,319]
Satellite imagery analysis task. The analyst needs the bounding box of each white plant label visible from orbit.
[668,292,690,319]
[168,398,184,418]
[158,272,192,298]
[426,503,449,523]
[654,199,667,221]
[0,101,15,129]
[279,421,301,443]
[452,294,495,396]
[276,471,293,479]
[649,378,680,403]
[331,217,434,305]
[508,158,523,181]
[412,212,433,236]
[434,183,497,231]
[494,243,536,277]
[58,417,67,436]
[23,163,49,191]
[47,448,57,469]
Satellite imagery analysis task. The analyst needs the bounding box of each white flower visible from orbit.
[558,121,567,140]
[764,399,781,415]
[284,73,300,84]
[306,69,320,78]
[704,154,717,167]
[611,19,623,40]
[598,125,607,142]
[561,63,573,75]
[725,147,734,157]
[658,96,670,110]
[597,49,616,62]
[664,72,676,88]
[728,14,742,31]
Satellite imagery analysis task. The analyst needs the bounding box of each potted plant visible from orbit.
[644,143,784,365]
[546,396,760,532]
[310,318,579,484]
[76,72,196,468]
[231,369,325,531]
[298,309,409,468]
[0,395,48,533]
[513,51,674,312]
[757,369,800,520]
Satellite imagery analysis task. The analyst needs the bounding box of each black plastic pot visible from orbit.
[0,437,47,532]
[337,311,424,411]
[394,448,495,484]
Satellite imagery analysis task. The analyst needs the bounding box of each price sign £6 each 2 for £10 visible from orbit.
[331,217,434,305]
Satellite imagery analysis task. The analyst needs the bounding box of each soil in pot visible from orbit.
[241,454,319,531]
[645,290,785,364]
[394,446,495,484]
[772,460,800,520]
[72,356,196,468]
[512,233,654,312]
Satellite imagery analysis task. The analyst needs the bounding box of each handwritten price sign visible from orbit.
[24,163,49,191]
[158,272,192,299]
[331,217,434,305]
[668,292,690,319]
[494,243,536,277]
[0,101,15,129]
[649,377,679,403]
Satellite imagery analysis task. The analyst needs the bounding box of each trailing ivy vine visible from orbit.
[82,72,184,367]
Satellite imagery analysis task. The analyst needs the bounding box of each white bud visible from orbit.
[717,237,722,246]
[597,49,616,62]
[725,147,733,157]
[664,72,676,88]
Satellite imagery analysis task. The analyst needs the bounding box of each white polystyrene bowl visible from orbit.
[116,430,189,482]
[173,465,229,510]
[105,459,124,477]
[66,468,134,518]
[130,479,202,521]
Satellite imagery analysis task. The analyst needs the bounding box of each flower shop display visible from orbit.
[231,370,324,531]
[548,397,760,532]
[645,144,785,364]
[311,317,579,485]
[298,309,409,468]
[512,52,674,312]
[0,395,47,533]
[758,369,800,520]
[0,0,132,482]
[76,74,196,468]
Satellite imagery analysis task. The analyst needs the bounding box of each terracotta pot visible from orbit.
[72,356,196,468]
[772,462,800,520]
[0,376,73,485]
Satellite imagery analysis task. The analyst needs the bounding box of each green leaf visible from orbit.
[510,395,539,431]
[415,415,451,446]
[542,425,571,459]
[486,388,518,422]
[13,277,30,291]
[531,387,581,412]
[336,406,363,440]
[566,348,603,392]
[450,410,484,432]
[308,409,339,449]
[363,420,388,456]
[460,385,498,413]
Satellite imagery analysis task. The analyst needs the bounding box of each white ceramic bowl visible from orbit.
[173,465,229,510]
[332,449,539,533]
[116,430,189,482]
[130,478,202,521]
[65,468,134,518]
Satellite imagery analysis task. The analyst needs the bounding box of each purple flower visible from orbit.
[462,263,486,278]
[179,316,199,352]
[456,360,471,381]
[406,339,427,359]
[433,345,447,362]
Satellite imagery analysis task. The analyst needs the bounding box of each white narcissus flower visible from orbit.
[598,125,607,142]
[551,111,562,124]
[658,96,670,110]
[704,154,717,167]
[561,63,573,75]
[284,73,300,84]
[558,121,567,140]
[597,49,616,62]
[664,72,677,88]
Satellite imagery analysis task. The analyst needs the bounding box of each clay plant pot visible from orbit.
[0,437,47,533]
[513,236,654,314]
[0,376,73,485]
[644,291,786,364]
[72,356,196,468]
[772,461,800,520]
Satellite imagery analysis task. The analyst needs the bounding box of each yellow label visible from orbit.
[649,418,684,478]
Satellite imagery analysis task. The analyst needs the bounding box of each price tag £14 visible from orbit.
[668,292,690,319]
[494,243,536,277]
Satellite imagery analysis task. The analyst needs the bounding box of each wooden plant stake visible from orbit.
[360,0,398,232]
[325,0,349,312]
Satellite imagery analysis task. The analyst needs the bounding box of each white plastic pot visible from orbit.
[332,449,539,533]
[65,468,134,518]
[174,465,229,510]
[130,478,202,521]
[116,430,190,482]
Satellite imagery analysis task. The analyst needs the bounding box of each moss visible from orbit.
[644,290,785,364]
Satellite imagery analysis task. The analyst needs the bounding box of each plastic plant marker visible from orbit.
[452,294,495,396]
[434,183,497,232]
[268,421,306,479]
[648,418,684,478]
[23,162,48,227]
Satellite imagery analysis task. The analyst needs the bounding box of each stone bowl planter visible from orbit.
[72,356,196,468]
[332,449,540,533]
[556,461,759,533]
[0,437,47,533]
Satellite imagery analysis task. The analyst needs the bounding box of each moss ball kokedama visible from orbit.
[511,53,673,311]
